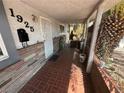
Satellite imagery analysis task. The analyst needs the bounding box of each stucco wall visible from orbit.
[2,0,63,49]
[0,0,65,69]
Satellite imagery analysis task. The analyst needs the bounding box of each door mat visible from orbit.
[48,54,59,62]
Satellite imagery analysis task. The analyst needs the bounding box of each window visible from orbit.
[0,33,9,61]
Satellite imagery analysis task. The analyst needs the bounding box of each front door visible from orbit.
[41,19,53,59]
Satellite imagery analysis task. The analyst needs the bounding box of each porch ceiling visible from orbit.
[21,0,121,23]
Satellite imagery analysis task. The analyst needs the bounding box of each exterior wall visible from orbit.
[0,0,19,69]
[0,0,65,69]
[3,0,43,49]
[2,0,63,49]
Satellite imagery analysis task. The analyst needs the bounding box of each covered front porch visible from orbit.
[0,0,123,93]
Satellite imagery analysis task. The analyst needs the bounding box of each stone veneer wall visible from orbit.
[53,37,60,53]
[18,42,45,62]
[0,42,46,93]
[53,35,66,53]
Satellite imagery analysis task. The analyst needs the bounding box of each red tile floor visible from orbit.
[19,48,94,93]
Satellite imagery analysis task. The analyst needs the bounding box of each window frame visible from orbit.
[0,33,9,61]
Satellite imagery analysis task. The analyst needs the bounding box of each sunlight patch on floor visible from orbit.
[68,63,84,93]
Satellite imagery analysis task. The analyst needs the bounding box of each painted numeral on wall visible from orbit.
[24,21,29,28]
[16,15,23,23]
[30,26,34,32]
[9,8,15,17]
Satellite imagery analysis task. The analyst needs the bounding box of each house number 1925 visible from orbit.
[9,8,34,32]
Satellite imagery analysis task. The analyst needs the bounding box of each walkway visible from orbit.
[19,48,94,93]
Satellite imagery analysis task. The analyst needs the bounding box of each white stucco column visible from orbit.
[83,20,89,52]
[86,3,104,73]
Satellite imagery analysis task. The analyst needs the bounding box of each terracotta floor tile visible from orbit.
[19,48,94,93]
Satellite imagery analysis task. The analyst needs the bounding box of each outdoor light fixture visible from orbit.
[32,14,38,22]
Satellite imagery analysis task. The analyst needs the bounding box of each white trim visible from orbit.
[0,33,9,61]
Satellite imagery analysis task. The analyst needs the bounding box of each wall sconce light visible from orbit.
[32,14,38,22]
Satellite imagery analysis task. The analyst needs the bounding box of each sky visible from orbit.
[119,37,124,48]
